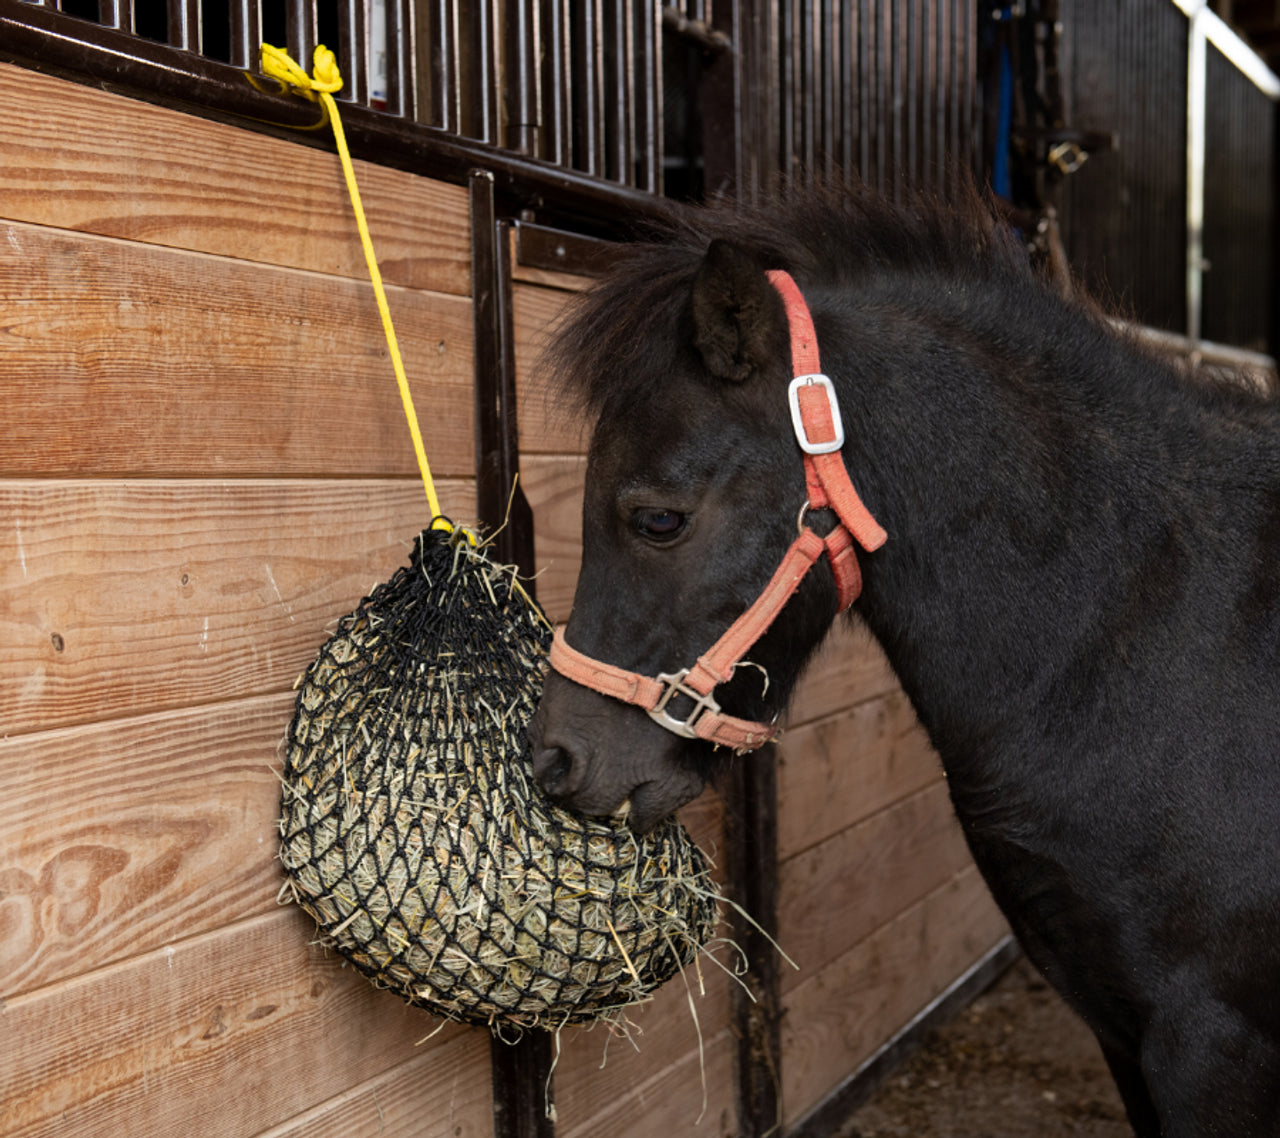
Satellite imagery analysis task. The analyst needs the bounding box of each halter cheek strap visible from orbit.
[547,270,887,752]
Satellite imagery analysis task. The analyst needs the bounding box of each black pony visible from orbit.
[529,184,1280,1135]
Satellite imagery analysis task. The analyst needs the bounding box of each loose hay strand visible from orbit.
[278,528,725,1030]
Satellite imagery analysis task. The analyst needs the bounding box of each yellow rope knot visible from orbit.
[260,43,344,98]
[258,43,472,542]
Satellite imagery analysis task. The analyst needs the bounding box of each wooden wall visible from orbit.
[0,60,1007,1137]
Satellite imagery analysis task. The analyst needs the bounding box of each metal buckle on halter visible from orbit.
[648,669,722,739]
[787,374,845,455]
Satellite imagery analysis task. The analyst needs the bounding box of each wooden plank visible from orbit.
[522,453,587,624]
[0,63,471,295]
[781,866,1011,1126]
[553,949,734,1134]
[776,688,942,861]
[513,284,592,457]
[0,222,475,477]
[558,1027,739,1138]
[255,1032,494,1138]
[776,781,973,990]
[0,477,474,735]
[0,909,478,1138]
[783,620,901,728]
[0,694,291,997]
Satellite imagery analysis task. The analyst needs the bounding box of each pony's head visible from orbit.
[529,238,845,832]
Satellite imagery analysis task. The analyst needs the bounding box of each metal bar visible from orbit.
[470,0,499,142]
[636,0,662,192]
[99,0,129,32]
[505,0,540,154]
[539,0,571,166]
[1188,4,1207,344]
[470,172,537,597]
[799,0,814,178]
[228,0,259,68]
[0,0,682,230]
[820,0,835,182]
[838,0,854,180]
[167,0,200,51]
[432,0,460,131]
[385,0,414,118]
[726,746,784,1138]
[285,0,316,74]
[700,0,739,198]
[336,0,366,103]
[605,0,635,184]
[514,220,616,277]
[575,0,604,176]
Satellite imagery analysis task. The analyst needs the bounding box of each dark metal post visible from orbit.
[470,169,537,577]
[725,745,784,1138]
[471,167,552,1137]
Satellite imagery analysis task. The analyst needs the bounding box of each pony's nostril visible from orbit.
[533,746,575,796]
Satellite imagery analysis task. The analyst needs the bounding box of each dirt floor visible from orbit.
[836,959,1133,1137]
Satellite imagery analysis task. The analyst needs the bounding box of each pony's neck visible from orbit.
[826,287,1204,765]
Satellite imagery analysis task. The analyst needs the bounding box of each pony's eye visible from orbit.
[633,509,687,542]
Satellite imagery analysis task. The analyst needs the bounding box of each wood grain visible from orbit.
[784,620,901,727]
[256,1032,493,1138]
[514,284,592,457]
[0,694,291,997]
[0,222,474,477]
[554,951,733,1134]
[777,781,974,989]
[0,477,474,735]
[776,689,943,861]
[558,1027,739,1138]
[781,866,1011,1126]
[522,453,587,624]
[0,63,471,295]
[0,909,474,1138]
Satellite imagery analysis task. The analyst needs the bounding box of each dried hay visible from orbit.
[279,527,721,1030]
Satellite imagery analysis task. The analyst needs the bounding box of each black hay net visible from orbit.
[279,526,720,1030]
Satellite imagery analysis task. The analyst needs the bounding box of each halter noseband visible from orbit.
[548,270,888,752]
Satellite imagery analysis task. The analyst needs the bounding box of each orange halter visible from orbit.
[548,270,888,752]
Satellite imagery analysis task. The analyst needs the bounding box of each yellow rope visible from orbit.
[260,43,457,536]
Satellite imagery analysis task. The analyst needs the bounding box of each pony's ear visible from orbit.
[691,239,782,382]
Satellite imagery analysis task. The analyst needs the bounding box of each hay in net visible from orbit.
[279,527,721,1030]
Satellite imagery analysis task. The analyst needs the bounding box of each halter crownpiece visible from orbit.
[548,270,887,752]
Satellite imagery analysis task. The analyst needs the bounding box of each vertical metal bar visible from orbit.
[285,0,317,73]
[470,0,499,143]
[98,0,126,31]
[168,0,201,51]
[819,0,835,182]
[470,171,538,610]
[539,0,570,166]
[1187,4,1207,345]
[935,0,948,190]
[386,0,414,118]
[336,0,367,103]
[800,0,815,179]
[727,746,784,1138]
[505,0,541,153]
[229,0,260,68]
[702,0,739,197]
[604,0,635,184]
[575,0,605,175]
[635,0,662,192]
[437,0,461,131]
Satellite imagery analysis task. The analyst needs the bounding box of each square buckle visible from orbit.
[788,374,845,455]
[647,669,722,739]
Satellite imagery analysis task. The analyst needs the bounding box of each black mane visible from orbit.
[548,181,1277,426]
[553,182,1048,412]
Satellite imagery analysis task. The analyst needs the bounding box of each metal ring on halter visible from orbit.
[796,499,812,534]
